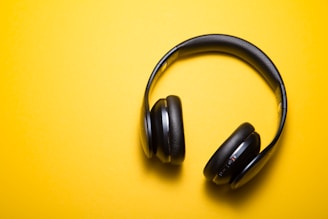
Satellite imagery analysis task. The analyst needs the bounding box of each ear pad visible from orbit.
[203,123,260,185]
[166,95,186,164]
[150,95,185,164]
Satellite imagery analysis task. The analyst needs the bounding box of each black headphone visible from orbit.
[140,34,287,189]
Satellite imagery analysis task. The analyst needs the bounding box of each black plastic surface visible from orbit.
[203,123,255,181]
[214,132,260,185]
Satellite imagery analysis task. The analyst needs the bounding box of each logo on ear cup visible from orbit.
[218,156,236,177]
[213,132,261,185]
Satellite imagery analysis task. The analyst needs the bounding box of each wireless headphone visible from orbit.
[140,34,287,189]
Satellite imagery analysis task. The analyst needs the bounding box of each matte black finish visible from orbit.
[178,35,280,90]
[230,141,275,189]
[150,98,170,163]
[166,96,185,164]
[203,123,255,181]
[150,96,185,164]
[141,34,287,189]
[140,99,153,158]
[213,132,260,185]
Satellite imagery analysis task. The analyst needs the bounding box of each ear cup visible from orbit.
[203,123,260,184]
[214,132,260,185]
[150,95,185,164]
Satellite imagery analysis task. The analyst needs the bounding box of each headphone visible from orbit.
[140,34,287,189]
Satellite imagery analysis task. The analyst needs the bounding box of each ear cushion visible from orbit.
[166,95,185,164]
[203,123,255,183]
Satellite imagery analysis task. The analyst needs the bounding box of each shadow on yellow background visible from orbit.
[139,119,289,204]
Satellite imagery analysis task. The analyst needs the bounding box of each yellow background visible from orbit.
[1,0,327,218]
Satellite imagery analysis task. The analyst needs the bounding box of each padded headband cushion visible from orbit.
[203,123,255,181]
[167,95,185,164]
